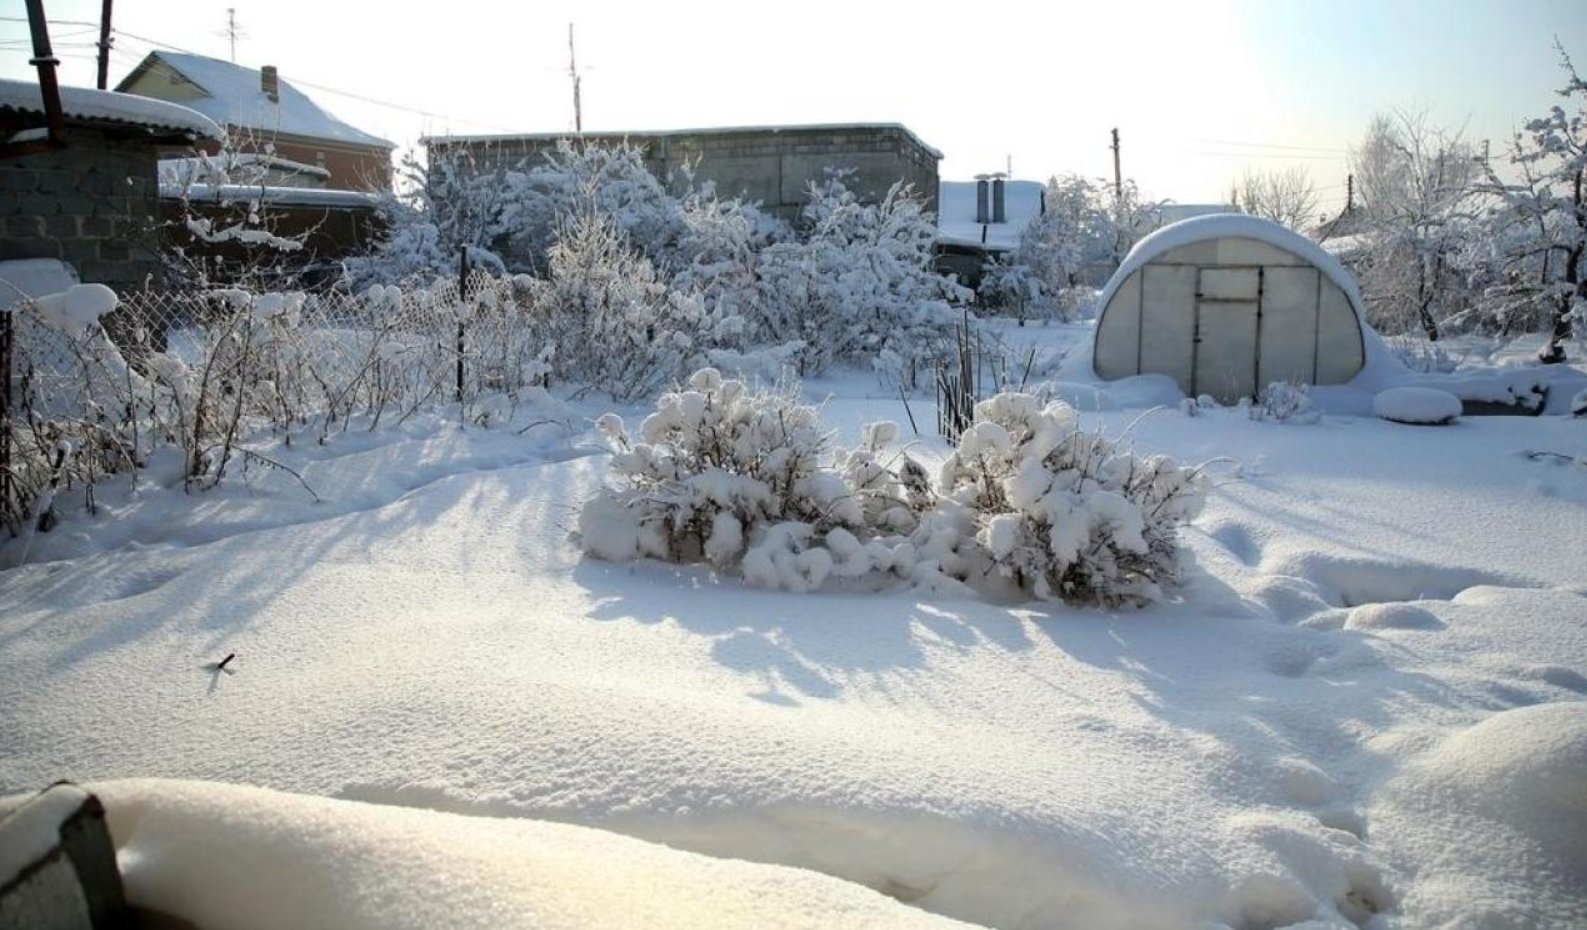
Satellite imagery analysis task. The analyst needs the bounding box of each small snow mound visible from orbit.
[1372,387,1461,425]
[28,283,119,336]
[1572,387,1587,417]
[1343,603,1443,632]
[1374,703,1587,927]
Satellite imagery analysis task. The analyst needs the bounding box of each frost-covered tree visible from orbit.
[1464,44,1587,362]
[1236,166,1319,231]
[756,176,968,380]
[530,207,706,400]
[1348,111,1479,340]
[982,175,1156,320]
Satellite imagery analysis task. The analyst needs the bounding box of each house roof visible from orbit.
[936,179,1046,251]
[0,77,222,141]
[117,51,392,150]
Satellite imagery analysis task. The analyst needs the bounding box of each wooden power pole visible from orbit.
[95,0,112,90]
[1110,128,1122,204]
[568,23,583,133]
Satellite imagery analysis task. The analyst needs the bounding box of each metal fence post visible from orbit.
[1,309,12,526]
[457,245,468,403]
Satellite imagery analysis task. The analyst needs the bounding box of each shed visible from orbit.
[1092,214,1371,402]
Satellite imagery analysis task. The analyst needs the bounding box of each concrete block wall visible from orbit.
[0,128,162,292]
[432,125,941,222]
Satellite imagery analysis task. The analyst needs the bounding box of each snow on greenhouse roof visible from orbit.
[118,52,392,150]
[0,77,222,141]
[936,179,1045,251]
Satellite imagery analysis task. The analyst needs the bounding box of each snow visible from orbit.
[1373,386,1463,425]
[124,52,391,149]
[159,153,332,186]
[0,258,78,310]
[45,779,969,930]
[1,320,1586,930]
[0,783,91,886]
[936,180,1047,251]
[23,283,120,336]
[0,77,222,140]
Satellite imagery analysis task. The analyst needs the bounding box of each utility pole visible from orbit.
[1346,174,1354,213]
[226,8,239,63]
[95,0,112,90]
[1110,128,1122,204]
[568,23,583,133]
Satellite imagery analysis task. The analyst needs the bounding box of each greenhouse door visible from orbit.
[1192,267,1259,402]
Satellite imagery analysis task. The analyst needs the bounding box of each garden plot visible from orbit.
[2,327,1585,930]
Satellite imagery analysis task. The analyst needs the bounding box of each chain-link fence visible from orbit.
[2,272,553,535]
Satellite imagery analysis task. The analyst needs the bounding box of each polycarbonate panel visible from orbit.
[1199,267,1258,301]
[1194,299,1258,402]
[1139,264,1198,393]
[1257,266,1321,386]
[1315,279,1366,383]
[1212,237,1308,266]
[1094,270,1143,378]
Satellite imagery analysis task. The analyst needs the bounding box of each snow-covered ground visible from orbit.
[2,321,1585,929]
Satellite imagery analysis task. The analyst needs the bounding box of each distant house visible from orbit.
[934,176,1046,285]
[0,76,222,291]
[424,123,942,221]
[116,51,393,191]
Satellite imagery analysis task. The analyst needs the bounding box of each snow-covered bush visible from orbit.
[1250,382,1319,424]
[938,393,1206,605]
[578,369,866,571]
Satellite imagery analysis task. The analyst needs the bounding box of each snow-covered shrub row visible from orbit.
[579,371,1205,607]
[3,275,572,537]
[352,143,967,389]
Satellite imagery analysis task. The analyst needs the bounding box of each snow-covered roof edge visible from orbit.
[424,123,944,160]
[0,78,222,141]
[162,183,380,209]
[1094,214,1396,372]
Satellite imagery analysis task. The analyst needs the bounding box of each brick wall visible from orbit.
[0,127,163,292]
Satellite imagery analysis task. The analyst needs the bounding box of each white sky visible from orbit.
[4,0,1584,220]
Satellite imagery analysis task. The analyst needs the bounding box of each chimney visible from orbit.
[992,177,1006,223]
[974,175,989,224]
[261,65,279,103]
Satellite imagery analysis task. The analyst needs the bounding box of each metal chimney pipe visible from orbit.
[975,178,989,224]
[992,178,1006,223]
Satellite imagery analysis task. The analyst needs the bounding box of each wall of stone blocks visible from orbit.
[431,125,941,222]
[0,128,163,292]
